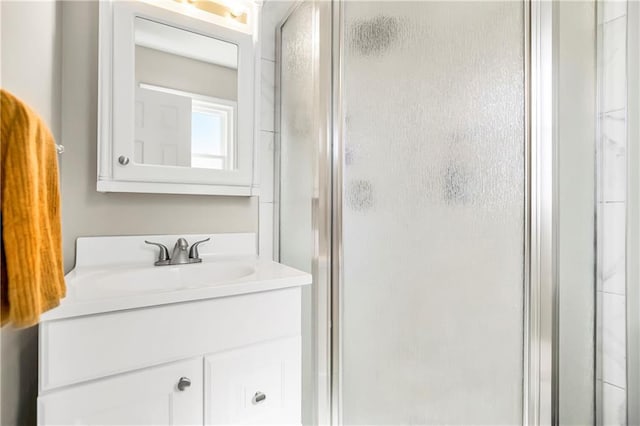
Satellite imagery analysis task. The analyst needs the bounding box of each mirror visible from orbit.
[98,0,256,195]
[134,18,238,170]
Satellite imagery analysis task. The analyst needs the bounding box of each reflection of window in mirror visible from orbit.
[133,17,238,170]
[191,100,232,169]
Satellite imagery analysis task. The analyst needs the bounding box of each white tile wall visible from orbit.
[603,382,627,426]
[261,0,295,61]
[259,59,275,258]
[602,292,627,388]
[603,202,627,295]
[603,16,627,113]
[260,131,275,203]
[259,202,274,260]
[257,1,295,260]
[602,110,628,202]
[261,58,276,132]
[603,1,627,24]
[598,2,628,423]
[597,291,604,381]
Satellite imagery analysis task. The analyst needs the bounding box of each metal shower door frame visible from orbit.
[275,1,333,424]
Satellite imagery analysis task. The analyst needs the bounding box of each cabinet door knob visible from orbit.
[253,391,266,404]
[177,377,191,391]
[118,155,130,166]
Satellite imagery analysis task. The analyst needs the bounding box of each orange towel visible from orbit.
[1,89,66,327]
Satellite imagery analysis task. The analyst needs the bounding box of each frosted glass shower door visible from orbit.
[339,2,526,424]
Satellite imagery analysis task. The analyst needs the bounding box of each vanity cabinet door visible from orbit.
[204,337,301,425]
[38,358,203,426]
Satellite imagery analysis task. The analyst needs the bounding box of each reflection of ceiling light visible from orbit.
[170,0,248,24]
[229,4,245,18]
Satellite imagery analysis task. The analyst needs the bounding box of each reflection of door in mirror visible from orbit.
[135,87,191,167]
[134,17,238,170]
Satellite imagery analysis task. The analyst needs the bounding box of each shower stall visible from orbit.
[274,1,637,424]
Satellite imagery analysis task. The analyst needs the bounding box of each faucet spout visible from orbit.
[171,238,190,264]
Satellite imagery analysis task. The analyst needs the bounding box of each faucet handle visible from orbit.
[188,237,210,260]
[145,240,171,263]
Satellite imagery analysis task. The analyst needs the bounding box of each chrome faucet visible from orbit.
[145,237,210,266]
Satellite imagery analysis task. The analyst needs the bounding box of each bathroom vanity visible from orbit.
[37,234,311,425]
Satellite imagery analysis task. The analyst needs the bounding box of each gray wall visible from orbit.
[61,1,256,273]
[1,1,257,424]
[136,45,238,101]
[1,2,62,425]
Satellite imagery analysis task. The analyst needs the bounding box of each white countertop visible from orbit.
[41,234,312,321]
[42,255,311,321]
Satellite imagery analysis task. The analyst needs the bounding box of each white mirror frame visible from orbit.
[98,0,258,196]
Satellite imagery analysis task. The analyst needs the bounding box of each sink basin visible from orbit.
[179,262,255,287]
[72,261,255,300]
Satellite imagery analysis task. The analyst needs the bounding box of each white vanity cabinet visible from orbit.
[204,338,301,424]
[38,358,204,425]
[37,233,311,426]
[38,287,304,426]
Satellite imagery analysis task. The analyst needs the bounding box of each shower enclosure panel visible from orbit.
[338,2,526,424]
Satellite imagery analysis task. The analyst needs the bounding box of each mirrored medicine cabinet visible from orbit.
[97,0,258,195]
